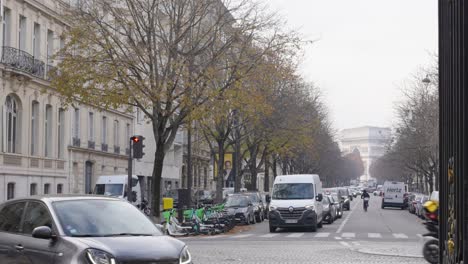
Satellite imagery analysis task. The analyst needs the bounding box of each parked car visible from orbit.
[322,196,337,224]
[223,194,256,225]
[330,193,343,218]
[337,188,351,210]
[416,195,430,218]
[0,196,192,264]
[243,192,266,222]
[194,190,214,205]
[261,193,271,219]
[408,194,419,214]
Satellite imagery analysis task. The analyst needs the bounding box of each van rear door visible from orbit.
[384,182,405,204]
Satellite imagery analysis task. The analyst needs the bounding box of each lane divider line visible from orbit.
[336,200,360,233]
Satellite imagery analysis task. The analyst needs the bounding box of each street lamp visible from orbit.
[422,74,431,85]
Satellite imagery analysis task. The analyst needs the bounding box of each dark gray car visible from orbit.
[243,192,266,222]
[223,195,256,225]
[0,196,192,264]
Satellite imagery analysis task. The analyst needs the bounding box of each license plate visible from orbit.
[285,219,298,224]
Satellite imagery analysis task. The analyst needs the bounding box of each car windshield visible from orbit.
[272,183,314,200]
[225,196,249,207]
[94,184,123,197]
[247,193,259,203]
[53,200,161,237]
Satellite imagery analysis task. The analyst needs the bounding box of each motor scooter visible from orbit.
[421,202,439,264]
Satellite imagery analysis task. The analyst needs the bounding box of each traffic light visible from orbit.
[131,135,145,159]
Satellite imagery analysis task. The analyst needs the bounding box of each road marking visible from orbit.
[393,233,408,239]
[335,237,342,240]
[231,234,253,239]
[341,232,355,238]
[259,233,280,238]
[336,200,360,233]
[314,232,330,238]
[201,235,227,239]
[368,233,382,238]
[340,241,351,248]
[352,241,360,246]
[286,233,304,238]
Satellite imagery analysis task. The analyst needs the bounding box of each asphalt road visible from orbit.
[180,196,429,263]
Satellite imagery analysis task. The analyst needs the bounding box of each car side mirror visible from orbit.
[316,194,323,202]
[32,226,55,240]
[266,195,271,203]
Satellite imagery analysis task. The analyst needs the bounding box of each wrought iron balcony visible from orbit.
[101,143,108,152]
[114,146,120,154]
[72,137,81,147]
[46,64,57,81]
[1,46,48,79]
[88,141,95,149]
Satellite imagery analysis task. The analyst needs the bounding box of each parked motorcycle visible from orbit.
[422,200,439,264]
[138,199,151,216]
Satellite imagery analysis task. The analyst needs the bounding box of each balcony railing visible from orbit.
[102,144,108,152]
[1,46,55,80]
[72,138,81,147]
[88,141,95,149]
[114,146,120,154]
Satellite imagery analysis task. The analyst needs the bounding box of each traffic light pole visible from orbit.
[127,138,133,202]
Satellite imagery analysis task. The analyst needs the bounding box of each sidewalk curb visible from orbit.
[354,248,423,258]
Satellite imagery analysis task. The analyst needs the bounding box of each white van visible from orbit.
[268,174,324,232]
[381,181,407,209]
[93,175,142,206]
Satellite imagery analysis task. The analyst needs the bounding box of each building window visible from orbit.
[113,120,120,147]
[88,112,94,142]
[3,8,11,46]
[44,183,50,195]
[102,116,107,144]
[125,123,130,148]
[5,95,20,153]
[18,15,26,51]
[45,105,53,157]
[58,108,65,158]
[7,182,15,200]
[30,183,37,196]
[31,101,39,155]
[73,108,80,139]
[46,30,53,63]
[33,23,41,58]
[57,184,63,194]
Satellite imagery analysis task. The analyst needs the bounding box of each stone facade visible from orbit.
[0,0,132,202]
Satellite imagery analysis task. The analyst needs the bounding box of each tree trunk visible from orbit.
[273,157,278,178]
[151,141,165,218]
[264,156,270,192]
[249,147,258,191]
[216,141,225,203]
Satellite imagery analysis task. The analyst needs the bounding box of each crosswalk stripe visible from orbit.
[231,234,253,239]
[368,233,382,238]
[286,233,304,238]
[259,233,280,238]
[341,232,355,238]
[202,235,227,239]
[393,233,409,239]
[314,232,330,238]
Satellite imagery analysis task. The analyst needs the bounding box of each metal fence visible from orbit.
[439,0,468,263]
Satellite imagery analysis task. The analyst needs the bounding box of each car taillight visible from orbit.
[426,212,437,220]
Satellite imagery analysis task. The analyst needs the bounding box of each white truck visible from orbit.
[268,174,324,232]
[93,175,142,206]
[381,181,407,209]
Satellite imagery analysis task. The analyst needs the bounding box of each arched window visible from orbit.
[5,95,20,153]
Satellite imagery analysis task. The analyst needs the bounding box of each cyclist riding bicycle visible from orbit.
[361,190,370,211]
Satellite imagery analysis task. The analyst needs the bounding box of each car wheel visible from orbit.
[310,222,317,232]
[269,225,276,233]
[256,213,261,223]
[317,220,323,228]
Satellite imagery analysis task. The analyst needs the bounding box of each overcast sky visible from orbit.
[266,0,438,131]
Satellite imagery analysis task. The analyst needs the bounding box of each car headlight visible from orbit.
[86,249,116,264]
[180,246,192,264]
[305,205,315,210]
[269,205,277,211]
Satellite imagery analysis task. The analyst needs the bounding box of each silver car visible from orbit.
[0,195,192,264]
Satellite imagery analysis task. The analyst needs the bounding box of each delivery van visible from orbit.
[381,181,407,209]
[93,175,142,206]
[268,174,324,232]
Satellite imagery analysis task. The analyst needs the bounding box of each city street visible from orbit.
[182,197,428,263]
